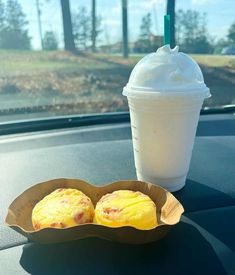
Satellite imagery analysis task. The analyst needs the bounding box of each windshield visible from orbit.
[0,0,234,123]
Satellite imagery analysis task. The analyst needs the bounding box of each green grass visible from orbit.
[0,60,112,74]
[0,60,76,73]
[191,54,235,68]
[0,50,113,76]
[0,50,234,76]
[96,53,235,68]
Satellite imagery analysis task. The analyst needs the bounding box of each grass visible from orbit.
[97,53,235,68]
[0,50,114,75]
[0,50,234,75]
[0,50,234,119]
[191,54,235,68]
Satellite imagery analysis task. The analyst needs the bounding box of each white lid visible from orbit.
[123,45,210,98]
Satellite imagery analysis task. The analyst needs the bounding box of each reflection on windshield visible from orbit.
[0,0,234,122]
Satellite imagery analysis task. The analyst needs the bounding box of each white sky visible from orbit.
[16,0,235,49]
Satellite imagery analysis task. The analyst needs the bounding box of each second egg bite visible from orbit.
[94,190,157,230]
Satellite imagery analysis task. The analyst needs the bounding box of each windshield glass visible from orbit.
[0,0,234,122]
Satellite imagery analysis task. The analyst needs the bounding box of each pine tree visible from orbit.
[176,9,213,53]
[0,0,31,49]
[43,31,58,51]
[140,13,152,41]
[0,0,4,31]
[135,13,152,53]
[228,22,235,43]
[72,6,102,52]
[73,7,91,50]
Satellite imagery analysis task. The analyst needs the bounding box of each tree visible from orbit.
[91,0,96,52]
[73,6,102,51]
[228,22,235,43]
[36,0,43,50]
[0,0,31,49]
[43,31,58,50]
[140,13,152,41]
[60,0,76,52]
[134,13,153,53]
[122,0,128,58]
[176,9,213,53]
[166,0,176,48]
[0,0,4,31]
[73,7,91,50]
[134,12,163,53]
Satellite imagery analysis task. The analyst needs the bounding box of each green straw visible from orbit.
[164,14,171,45]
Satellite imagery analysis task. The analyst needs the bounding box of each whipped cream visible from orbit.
[124,45,210,95]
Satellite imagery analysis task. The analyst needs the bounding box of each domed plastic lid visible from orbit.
[123,45,210,98]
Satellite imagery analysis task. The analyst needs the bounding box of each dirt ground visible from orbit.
[201,65,235,107]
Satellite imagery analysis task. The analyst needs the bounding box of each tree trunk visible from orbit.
[60,0,76,52]
[122,0,128,58]
[91,0,96,52]
[36,0,43,50]
[166,0,176,48]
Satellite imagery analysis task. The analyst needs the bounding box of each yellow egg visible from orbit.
[94,190,157,230]
[32,188,94,230]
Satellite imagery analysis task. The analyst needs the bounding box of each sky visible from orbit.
[16,0,235,49]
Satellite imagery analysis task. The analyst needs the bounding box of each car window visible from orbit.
[0,0,234,123]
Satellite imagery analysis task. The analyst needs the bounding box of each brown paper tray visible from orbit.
[5,178,184,244]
